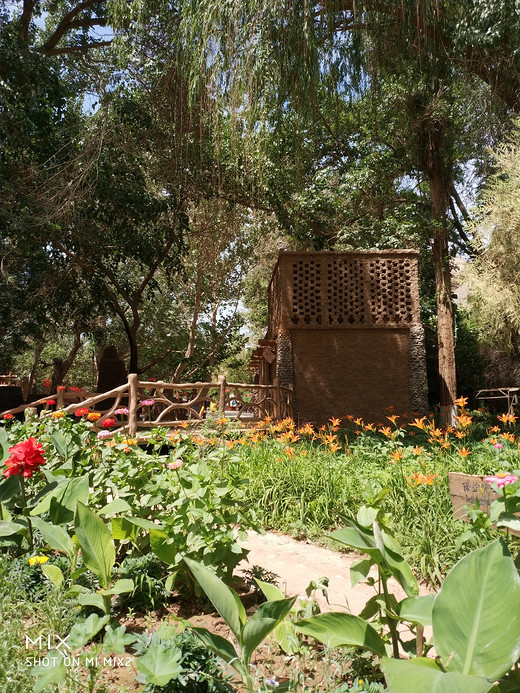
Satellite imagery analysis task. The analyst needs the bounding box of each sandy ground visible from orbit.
[238,530,432,614]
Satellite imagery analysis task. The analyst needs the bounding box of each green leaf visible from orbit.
[100,579,134,595]
[51,430,68,459]
[67,614,110,649]
[255,578,286,602]
[350,557,373,588]
[184,557,247,641]
[242,597,297,663]
[31,650,67,692]
[31,474,89,524]
[41,564,64,587]
[111,516,138,541]
[295,612,387,656]
[191,627,247,677]
[103,624,137,654]
[99,498,132,516]
[74,502,115,589]
[357,505,378,527]
[497,513,520,533]
[0,428,9,463]
[137,644,183,686]
[0,520,26,536]
[329,522,377,552]
[31,517,74,560]
[434,540,520,680]
[381,657,492,693]
[78,593,107,613]
[150,529,177,565]
[127,516,164,531]
[396,595,435,626]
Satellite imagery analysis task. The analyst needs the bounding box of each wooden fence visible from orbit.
[1,374,294,436]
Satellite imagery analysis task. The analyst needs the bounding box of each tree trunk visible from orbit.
[427,121,457,427]
[50,330,83,392]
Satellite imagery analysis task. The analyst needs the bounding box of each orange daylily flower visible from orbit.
[407,471,439,486]
[412,446,424,456]
[389,449,404,463]
[457,447,472,458]
[500,432,516,442]
[409,417,427,431]
[454,396,468,408]
[387,415,399,425]
[379,427,393,438]
[329,417,341,428]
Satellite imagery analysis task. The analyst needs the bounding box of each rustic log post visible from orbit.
[218,374,226,413]
[128,374,138,436]
[273,378,280,420]
[57,388,65,409]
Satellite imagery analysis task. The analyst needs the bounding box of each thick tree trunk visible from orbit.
[427,121,457,427]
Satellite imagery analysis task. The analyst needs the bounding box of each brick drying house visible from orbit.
[249,250,428,426]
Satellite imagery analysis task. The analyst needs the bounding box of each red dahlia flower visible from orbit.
[101,418,116,428]
[4,438,46,479]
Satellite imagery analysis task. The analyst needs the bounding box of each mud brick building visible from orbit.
[249,250,428,425]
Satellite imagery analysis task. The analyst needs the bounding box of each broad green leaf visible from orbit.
[99,498,132,516]
[78,593,107,613]
[99,579,134,595]
[31,650,67,692]
[103,624,137,654]
[242,596,297,663]
[74,502,115,589]
[357,505,378,528]
[497,513,520,533]
[150,529,177,565]
[396,595,435,626]
[67,613,110,649]
[329,523,377,552]
[50,430,68,459]
[111,516,138,541]
[127,516,164,531]
[255,578,286,602]
[381,657,492,693]
[273,620,300,655]
[64,584,88,598]
[382,544,419,597]
[0,475,19,503]
[191,627,247,678]
[0,428,8,463]
[434,540,520,680]
[295,612,386,656]
[350,558,373,588]
[41,564,64,587]
[31,517,74,560]
[184,557,247,641]
[137,644,182,686]
[31,474,89,524]
[0,520,26,536]
[0,502,11,521]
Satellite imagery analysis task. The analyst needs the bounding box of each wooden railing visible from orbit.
[1,375,294,435]
[0,375,18,386]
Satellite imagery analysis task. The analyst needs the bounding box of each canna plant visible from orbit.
[184,557,297,691]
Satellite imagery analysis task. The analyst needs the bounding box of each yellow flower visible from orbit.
[51,411,65,419]
[87,412,101,421]
[28,555,49,566]
[209,402,217,412]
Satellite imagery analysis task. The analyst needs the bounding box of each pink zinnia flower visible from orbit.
[115,408,129,415]
[141,399,155,407]
[494,443,504,449]
[97,430,112,439]
[484,473,518,489]
[168,459,183,470]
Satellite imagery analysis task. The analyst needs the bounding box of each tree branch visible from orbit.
[40,0,106,52]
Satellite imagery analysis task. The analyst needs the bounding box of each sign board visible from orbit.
[262,348,276,364]
[448,472,520,536]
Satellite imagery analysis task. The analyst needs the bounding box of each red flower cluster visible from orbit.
[75,408,90,417]
[101,418,116,428]
[3,414,14,420]
[42,379,51,388]
[4,438,46,479]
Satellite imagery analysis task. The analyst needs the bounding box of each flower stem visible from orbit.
[19,475,34,551]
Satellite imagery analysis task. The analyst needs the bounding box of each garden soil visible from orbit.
[237,530,432,612]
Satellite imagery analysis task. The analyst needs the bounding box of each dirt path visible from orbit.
[238,530,432,614]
